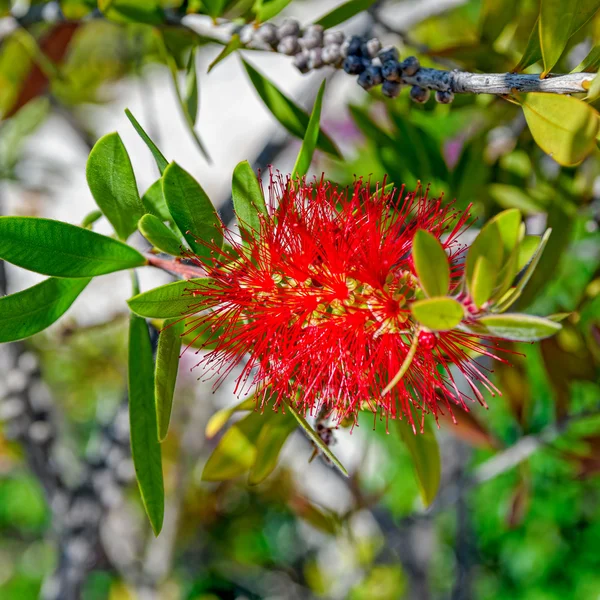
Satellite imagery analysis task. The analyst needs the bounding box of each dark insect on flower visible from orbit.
[180,174,519,431]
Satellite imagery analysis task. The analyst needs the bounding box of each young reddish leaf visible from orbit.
[128,314,164,536]
[155,318,184,442]
[0,216,146,277]
[86,132,144,240]
[0,277,90,342]
[412,229,450,297]
[410,297,464,331]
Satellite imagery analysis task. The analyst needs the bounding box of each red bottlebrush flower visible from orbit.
[182,174,507,430]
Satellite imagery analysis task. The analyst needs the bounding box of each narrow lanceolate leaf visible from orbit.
[521,93,600,166]
[208,34,242,73]
[125,109,168,175]
[185,49,199,124]
[540,0,600,76]
[242,60,341,158]
[293,80,327,178]
[202,411,264,481]
[0,217,146,277]
[128,314,164,536]
[162,162,223,260]
[467,313,561,341]
[248,411,297,485]
[155,318,184,442]
[127,279,209,318]
[411,297,464,331]
[514,18,542,72]
[232,160,268,240]
[86,132,144,240]
[471,256,496,308]
[138,214,183,256]
[0,277,90,342]
[412,229,450,297]
[397,417,441,507]
[284,400,348,477]
[254,0,293,22]
[315,0,378,29]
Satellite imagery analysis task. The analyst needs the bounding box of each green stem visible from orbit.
[381,329,420,396]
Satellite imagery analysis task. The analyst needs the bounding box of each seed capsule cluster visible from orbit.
[238,19,453,103]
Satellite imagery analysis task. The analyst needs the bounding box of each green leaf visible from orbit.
[466,209,522,289]
[489,184,543,215]
[155,318,184,442]
[206,396,258,439]
[467,313,561,341]
[242,60,341,158]
[540,0,600,76]
[412,229,450,297]
[479,0,519,44]
[293,80,326,178]
[521,93,600,166]
[142,179,171,222]
[0,217,146,277]
[127,279,209,318]
[0,277,90,342]
[514,18,542,71]
[208,34,243,73]
[125,109,168,175]
[128,314,164,536]
[138,214,184,256]
[81,210,103,229]
[185,49,199,124]
[494,228,552,312]
[232,160,268,240]
[573,46,600,72]
[410,297,464,331]
[162,162,222,260]
[248,411,297,485]
[284,400,348,477]
[202,411,264,481]
[587,70,600,102]
[86,132,144,240]
[203,0,226,18]
[471,256,496,308]
[98,0,163,24]
[517,235,542,271]
[254,0,292,22]
[397,417,441,507]
[315,0,378,29]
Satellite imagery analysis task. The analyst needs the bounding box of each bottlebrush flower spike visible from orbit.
[180,173,560,431]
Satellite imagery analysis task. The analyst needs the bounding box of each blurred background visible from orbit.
[1,0,600,598]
